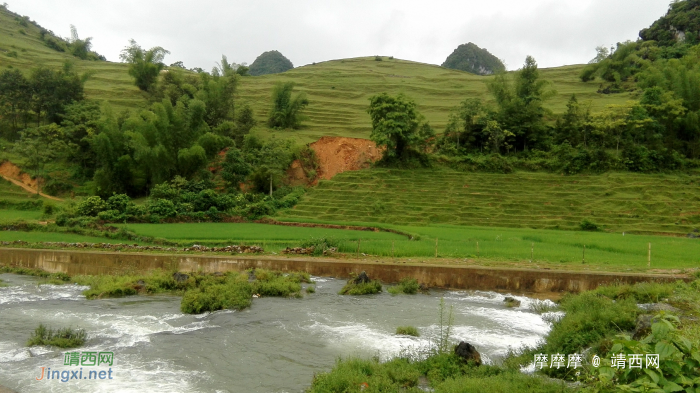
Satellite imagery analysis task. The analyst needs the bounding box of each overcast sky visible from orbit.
[9,0,671,71]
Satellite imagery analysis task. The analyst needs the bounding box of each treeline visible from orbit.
[370,45,700,174]
[0,37,315,223]
[0,63,87,137]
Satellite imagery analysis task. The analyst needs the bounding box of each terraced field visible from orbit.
[278,168,700,236]
[0,9,147,113]
[238,58,635,143]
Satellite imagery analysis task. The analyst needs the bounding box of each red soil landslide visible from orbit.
[0,161,62,201]
[287,137,383,186]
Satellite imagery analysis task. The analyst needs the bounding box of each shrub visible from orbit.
[396,326,420,337]
[579,219,599,231]
[305,286,315,294]
[180,274,253,314]
[42,203,56,216]
[27,324,87,348]
[77,196,108,217]
[253,275,302,297]
[388,278,421,295]
[147,198,177,218]
[106,193,132,213]
[339,280,382,295]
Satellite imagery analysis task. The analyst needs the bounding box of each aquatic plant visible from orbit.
[180,273,253,313]
[339,280,382,295]
[27,324,86,348]
[388,278,420,295]
[395,326,420,337]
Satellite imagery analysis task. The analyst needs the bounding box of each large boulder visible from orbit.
[352,271,371,285]
[172,272,189,283]
[455,341,481,365]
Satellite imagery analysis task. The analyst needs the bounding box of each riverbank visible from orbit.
[0,247,691,299]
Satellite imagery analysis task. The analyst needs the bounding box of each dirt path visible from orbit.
[0,161,62,201]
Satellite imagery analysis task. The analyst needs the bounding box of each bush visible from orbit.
[180,274,253,314]
[253,274,302,297]
[77,196,108,217]
[388,278,421,295]
[579,219,599,231]
[339,280,382,295]
[395,326,420,336]
[27,324,86,348]
[147,198,177,218]
[106,193,132,213]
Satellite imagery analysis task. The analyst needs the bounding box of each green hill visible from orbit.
[277,168,700,236]
[0,8,146,113]
[1,6,634,144]
[236,58,635,144]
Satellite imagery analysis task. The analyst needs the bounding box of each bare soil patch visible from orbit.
[286,137,383,186]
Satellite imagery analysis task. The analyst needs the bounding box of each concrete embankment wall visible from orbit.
[0,248,689,296]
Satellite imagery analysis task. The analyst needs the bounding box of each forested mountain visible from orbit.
[441,43,505,75]
[248,50,294,76]
[640,0,700,46]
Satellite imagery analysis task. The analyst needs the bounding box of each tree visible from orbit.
[487,56,554,151]
[68,25,92,60]
[367,93,433,159]
[267,82,309,129]
[484,120,514,153]
[221,147,251,191]
[13,124,68,194]
[29,63,86,126]
[0,68,31,137]
[120,39,170,91]
[590,103,634,154]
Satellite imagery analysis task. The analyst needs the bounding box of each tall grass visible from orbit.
[27,324,87,348]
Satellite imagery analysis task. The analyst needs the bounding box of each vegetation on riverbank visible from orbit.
[308,277,700,392]
[27,324,86,349]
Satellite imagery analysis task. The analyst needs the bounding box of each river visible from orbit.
[0,273,557,392]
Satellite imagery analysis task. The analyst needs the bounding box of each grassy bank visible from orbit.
[307,278,700,392]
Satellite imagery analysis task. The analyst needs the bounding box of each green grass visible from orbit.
[0,230,145,244]
[27,324,86,348]
[307,355,574,393]
[395,326,420,337]
[0,209,43,222]
[339,280,382,295]
[388,278,421,295]
[114,222,405,247]
[112,220,700,270]
[279,168,700,236]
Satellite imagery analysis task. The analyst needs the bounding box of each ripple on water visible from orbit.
[0,283,89,305]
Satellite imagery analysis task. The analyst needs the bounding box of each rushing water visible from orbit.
[0,273,557,393]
